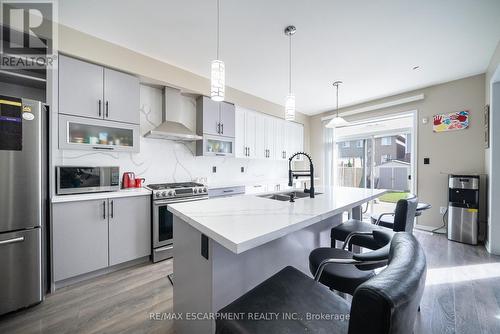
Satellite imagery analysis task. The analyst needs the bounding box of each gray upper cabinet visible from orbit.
[104,68,140,124]
[108,196,151,266]
[52,199,109,281]
[220,101,235,137]
[196,96,235,137]
[58,54,140,125]
[197,96,221,136]
[59,54,104,120]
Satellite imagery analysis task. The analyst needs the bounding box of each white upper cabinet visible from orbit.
[59,55,140,125]
[286,122,304,161]
[235,106,304,161]
[235,106,259,159]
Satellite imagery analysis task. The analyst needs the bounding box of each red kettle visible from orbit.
[122,172,136,189]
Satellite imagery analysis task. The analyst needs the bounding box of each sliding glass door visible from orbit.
[333,113,416,220]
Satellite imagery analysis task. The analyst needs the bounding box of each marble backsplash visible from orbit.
[52,85,288,187]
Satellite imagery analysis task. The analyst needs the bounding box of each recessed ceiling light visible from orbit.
[412,66,420,70]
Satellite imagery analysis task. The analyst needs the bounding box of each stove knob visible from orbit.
[168,191,175,196]
[203,187,207,193]
[156,192,161,198]
[162,191,167,197]
[194,188,198,194]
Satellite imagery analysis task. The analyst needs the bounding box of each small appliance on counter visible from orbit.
[146,182,209,262]
[56,166,120,195]
[447,174,480,245]
[122,171,136,189]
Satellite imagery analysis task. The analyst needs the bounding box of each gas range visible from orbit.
[148,181,209,263]
[147,182,208,201]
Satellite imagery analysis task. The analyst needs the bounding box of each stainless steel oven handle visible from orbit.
[153,197,209,206]
[0,237,24,246]
[155,245,174,252]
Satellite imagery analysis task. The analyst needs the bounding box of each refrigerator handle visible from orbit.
[0,237,25,246]
[103,200,107,220]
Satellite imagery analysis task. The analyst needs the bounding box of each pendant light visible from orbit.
[326,81,349,128]
[284,25,296,121]
[211,0,225,101]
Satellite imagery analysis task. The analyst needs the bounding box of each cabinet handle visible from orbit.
[110,200,114,218]
[98,99,102,117]
[217,122,220,134]
[105,101,109,118]
[221,123,224,134]
[248,147,250,156]
[93,146,114,150]
[103,201,106,220]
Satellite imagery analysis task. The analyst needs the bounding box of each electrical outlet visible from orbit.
[241,167,245,173]
[212,166,216,173]
[439,206,447,214]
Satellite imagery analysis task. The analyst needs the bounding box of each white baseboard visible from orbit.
[414,224,446,234]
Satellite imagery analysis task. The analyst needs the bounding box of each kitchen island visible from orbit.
[168,186,387,333]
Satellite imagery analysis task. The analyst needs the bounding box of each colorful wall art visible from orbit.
[433,110,469,132]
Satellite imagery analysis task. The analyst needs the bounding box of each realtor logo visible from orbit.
[1,0,57,69]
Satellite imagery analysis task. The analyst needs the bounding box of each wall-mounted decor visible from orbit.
[433,110,469,132]
[485,104,490,148]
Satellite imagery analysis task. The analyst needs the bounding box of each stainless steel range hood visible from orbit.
[145,86,202,141]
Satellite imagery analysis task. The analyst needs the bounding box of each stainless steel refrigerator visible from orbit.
[0,96,47,315]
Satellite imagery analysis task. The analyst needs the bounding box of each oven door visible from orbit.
[152,196,208,248]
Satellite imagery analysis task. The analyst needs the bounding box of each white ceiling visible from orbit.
[58,0,500,115]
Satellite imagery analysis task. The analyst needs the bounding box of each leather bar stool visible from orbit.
[216,232,427,334]
[371,202,431,229]
[309,229,393,295]
[330,196,418,250]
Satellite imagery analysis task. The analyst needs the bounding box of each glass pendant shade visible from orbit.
[210,59,225,101]
[326,116,349,128]
[285,94,295,121]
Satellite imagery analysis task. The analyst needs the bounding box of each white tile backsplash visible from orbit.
[53,85,287,186]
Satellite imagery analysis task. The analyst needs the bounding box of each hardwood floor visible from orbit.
[1,231,499,333]
[0,260,174,334]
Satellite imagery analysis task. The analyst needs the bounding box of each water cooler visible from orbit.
[447,175,480,245]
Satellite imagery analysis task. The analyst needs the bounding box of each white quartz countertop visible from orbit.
[51,188,152,203]
[168,186,387,254]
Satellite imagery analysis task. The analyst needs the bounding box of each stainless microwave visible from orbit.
[56,166,120,195]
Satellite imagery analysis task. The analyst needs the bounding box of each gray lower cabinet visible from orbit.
[52,199,109,282]
[108,196,151,266]
[52,196,151,282]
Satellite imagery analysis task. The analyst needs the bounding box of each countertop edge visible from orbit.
[51,188,152,203]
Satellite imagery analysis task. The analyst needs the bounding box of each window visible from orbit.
[381,137,392,146]
[342,141,350,148]
[356,140,363,148]
[381,154,391,163]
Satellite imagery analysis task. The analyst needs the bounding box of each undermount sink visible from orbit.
[258,191,322,201]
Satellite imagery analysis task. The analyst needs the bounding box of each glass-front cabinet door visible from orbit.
[59,114,140,152]
[196,134,235,157]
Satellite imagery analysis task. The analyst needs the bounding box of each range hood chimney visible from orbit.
[144,86,202,141]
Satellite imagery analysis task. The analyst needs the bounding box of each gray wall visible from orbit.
[310,74,486,229]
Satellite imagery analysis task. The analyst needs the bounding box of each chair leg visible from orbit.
[418,305,421,312]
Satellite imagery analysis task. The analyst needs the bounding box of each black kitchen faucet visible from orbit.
[288,152,315,198]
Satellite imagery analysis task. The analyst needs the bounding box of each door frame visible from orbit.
[333,110,418,194]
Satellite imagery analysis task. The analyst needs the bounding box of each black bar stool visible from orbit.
[371,202,431,229]
[309,229,393,295]
[330,196,418,250]
[216,232,427,334]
